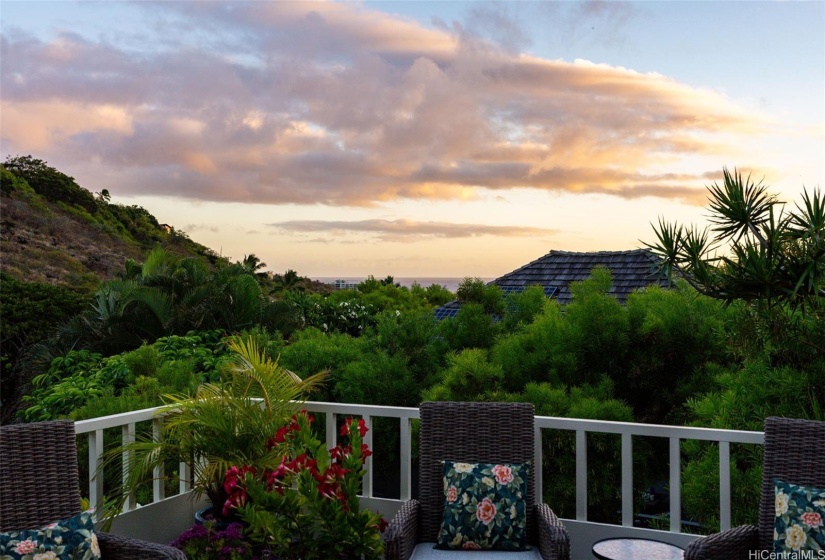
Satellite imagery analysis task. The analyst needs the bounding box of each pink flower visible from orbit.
[492,465,514,485]
[15,539,37,554]
[801,511,823,528]
[446,486,458,502]
[462,541,482,550]
[476,497,497,525]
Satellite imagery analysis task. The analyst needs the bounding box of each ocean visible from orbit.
[313,277,493,293]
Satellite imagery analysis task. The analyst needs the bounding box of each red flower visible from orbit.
[223,465,256,495]
[357,418,368,437]
[222,488,249,516]
[340,418,353,437]
[360,443,373,460]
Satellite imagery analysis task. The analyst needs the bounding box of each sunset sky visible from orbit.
[2,1,823,278]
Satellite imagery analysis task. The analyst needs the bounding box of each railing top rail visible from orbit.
[75,406,168,434]
[534,415,764,444]
[73,400,764,444]
[301,401,421,419]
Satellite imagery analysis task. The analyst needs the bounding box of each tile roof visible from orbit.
[434,249,670,318]
[491,248,670,305]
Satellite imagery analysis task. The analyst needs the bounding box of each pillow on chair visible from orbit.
[774,479,825,553]
[436,460,530,551]
[0,511,101,560]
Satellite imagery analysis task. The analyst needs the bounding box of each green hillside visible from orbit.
[1,155,221,289]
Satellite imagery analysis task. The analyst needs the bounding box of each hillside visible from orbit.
[1,157,221,289]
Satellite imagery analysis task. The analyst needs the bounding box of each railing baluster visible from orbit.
[534,425,543,502]
[180,460,191,494]
[361,415,373,498]
[719,440,731,531]
[621,432,633,527]
[399,418,412,501]
[669,437,681,532]
[152,418,165,503]
[88,429,104,516]
[121,423,135,512]
[326,412,337,451]
[576,429,587,521]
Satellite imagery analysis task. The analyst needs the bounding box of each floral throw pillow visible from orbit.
[0,511,102,560]
[774,479,825,553]
[436,460,529,551]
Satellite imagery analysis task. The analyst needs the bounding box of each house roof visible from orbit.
[434,249,670,319]
[491,248,670,305]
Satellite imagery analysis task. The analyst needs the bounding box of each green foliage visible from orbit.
[372,309,448,387]
[456,277,504,315]
[502,284,548,332]
[521,380,635,522]
[647,168,824,311]
[439,303,500,350]
[0,273,91,421]
[237,415,385,559]
[1,165,38,197]
[279,329,367,401]
[106,337,327,518]
[413,282,454,307]
[493,301,575,391]
[336,351,419,407]
[424,349,503,401]
[4,155,97,213]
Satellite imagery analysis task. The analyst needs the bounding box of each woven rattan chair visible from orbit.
[383,401,570,560]
[0,420,186,560]
[685,416,825,560]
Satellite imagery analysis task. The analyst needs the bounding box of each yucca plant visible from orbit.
[104,336,326,522]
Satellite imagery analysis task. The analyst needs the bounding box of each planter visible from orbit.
[194,506,233,530]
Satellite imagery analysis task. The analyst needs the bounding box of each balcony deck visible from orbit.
[74,401,764,560]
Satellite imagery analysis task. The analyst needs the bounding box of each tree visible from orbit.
[3,155,98,213]
[239,254,268,277]
[272,269,305,293]
[646,168,824,312]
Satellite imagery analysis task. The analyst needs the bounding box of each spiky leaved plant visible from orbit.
[103,336,326,523]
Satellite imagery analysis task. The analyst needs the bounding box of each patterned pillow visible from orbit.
[0,511,102,560]
[436,460,529,551]
[774,479,825,553]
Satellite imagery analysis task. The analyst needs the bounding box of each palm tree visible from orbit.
[272,269,305,294]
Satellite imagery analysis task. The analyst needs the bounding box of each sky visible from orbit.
[1,1,823,278]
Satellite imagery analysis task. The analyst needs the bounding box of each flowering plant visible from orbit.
[170,521,259,560]
[222,411,387,559]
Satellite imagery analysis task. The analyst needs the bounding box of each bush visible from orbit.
[439,303,500,350]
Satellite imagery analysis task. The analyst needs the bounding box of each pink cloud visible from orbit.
[0,2,769,207]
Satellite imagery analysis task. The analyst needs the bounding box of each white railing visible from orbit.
[74,401,764,535]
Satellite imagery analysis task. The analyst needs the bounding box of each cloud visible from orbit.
[268,219,557,242]
[183,224,219,233]
[0,2,771,207]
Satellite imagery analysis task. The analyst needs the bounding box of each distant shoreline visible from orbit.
[312,277,494,293]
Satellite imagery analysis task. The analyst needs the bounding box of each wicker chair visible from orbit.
[383,401,570,560]
[0,420,186,560]
[685,416,825,560]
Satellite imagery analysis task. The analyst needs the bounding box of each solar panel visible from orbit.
[434,307,460,320]
[497,284,559,298]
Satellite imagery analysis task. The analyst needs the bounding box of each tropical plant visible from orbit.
[646,168,824,311]
[229,412,387,559]
[105,337,326,519]
[272,269,305,293]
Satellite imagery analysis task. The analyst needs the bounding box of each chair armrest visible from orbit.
[383,499,420,560]
[535,503,570,560]
[98,531,187,560]
[684,525,759,560]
